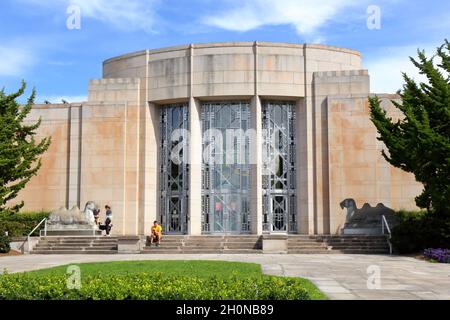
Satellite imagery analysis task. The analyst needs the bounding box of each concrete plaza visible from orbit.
[1,254,449,300]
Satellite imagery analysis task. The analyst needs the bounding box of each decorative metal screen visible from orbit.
[262,101,297,233]
[159,104,189,234]
[201,101,251,234]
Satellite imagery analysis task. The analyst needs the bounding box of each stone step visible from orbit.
[288,248,389,254]
[40,235,118,240]
[184,244,223,248]
[329,249,389,254]
[327,246,389,250]
[38,241,118,245]
[37,242,118,246]
[142,248,261,254]
[225,240,262,244]
[222,249,262,254]
[287,250,334,254]
[32,250,117,254]
[144,245,181,249]
[224,244,261,249]
[34,244,118,248]
[34,245,118,250]
[289,245,328,250]
[185,239,224,243]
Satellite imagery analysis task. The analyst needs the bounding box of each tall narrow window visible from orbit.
[160,104,189,234]
[262,101,297,233]
[201,101,251,234]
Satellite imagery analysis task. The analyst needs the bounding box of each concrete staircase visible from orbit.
[32,236,118,254]
[287,235,390,254]
[142,235,262,254]
[29,235,389,254]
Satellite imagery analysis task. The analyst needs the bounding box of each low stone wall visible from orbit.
[9,237,39,254]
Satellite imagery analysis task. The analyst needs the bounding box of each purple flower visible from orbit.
[424,248,450,263]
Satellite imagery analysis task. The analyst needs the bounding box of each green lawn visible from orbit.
[24,260,327,300]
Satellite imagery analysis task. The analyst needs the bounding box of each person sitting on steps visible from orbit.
[150,221,162,246]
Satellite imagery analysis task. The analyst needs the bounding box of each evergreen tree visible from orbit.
[0,81,51,213]
[369,40,450,217]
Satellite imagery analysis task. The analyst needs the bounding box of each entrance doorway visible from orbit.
[262,101,297,233]
[201,101,251,234]
[159,104,189,234]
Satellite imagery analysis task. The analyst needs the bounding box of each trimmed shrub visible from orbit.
[0,211,49,237]
[0,273,311,300]
[0,233,10,253]
[391,210,450,254]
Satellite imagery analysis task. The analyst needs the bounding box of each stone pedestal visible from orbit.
[262,235,288,253]
[117,236,142,253]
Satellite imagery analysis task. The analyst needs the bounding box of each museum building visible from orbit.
[17,42,422,236]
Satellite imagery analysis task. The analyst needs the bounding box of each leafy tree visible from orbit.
[369,40,450,217]
[0,81,51,213]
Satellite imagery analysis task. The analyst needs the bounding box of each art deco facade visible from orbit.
[17,42,422,236]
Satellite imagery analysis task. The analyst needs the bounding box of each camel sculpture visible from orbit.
[339,198,397,232]
[48,201,98,228]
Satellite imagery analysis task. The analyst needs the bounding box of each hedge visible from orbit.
[0,273,311,300]
[0,211,49,237]
[0,233,10,253]
[391,210,450,254]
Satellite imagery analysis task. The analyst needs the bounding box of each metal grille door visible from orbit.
[159,104,189,234]
[201,101,251,234]
[262,101,297,233]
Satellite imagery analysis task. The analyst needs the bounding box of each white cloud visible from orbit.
[365,44,441,94]
[202,0,362,37]
[0,46,35,77]
[20,0,159,32]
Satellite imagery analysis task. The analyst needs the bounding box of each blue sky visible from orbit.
[0,0,449,103]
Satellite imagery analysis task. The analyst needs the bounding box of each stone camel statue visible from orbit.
[48,201,99,227]
[339,198,397,228]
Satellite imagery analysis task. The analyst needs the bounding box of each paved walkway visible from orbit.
[1,254,449,300]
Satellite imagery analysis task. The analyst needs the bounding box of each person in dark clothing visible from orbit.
[99,205,113,236]
[93,208,100,225]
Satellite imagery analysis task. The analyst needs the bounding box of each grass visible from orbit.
[24,260,327,300]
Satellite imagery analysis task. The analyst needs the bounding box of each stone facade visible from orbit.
[15,42,422,236]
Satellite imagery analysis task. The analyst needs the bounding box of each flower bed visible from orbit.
[423,248,450,263]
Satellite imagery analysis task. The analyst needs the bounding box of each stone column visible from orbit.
[188,97,202,235]
[297,98,315,234]
[67,104,82,209]
[250,95,263,235]
[138,50,158,236]
[139,102,159,236]
[296,45,317,235]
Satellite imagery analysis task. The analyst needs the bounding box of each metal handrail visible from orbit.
[18,218,47,253]
[381,215,392,255]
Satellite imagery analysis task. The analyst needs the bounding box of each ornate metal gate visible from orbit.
[159,104,189,234]
[262,101,297,233]
[201,101,251,234]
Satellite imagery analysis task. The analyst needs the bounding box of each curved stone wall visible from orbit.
[103,42,362,102]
